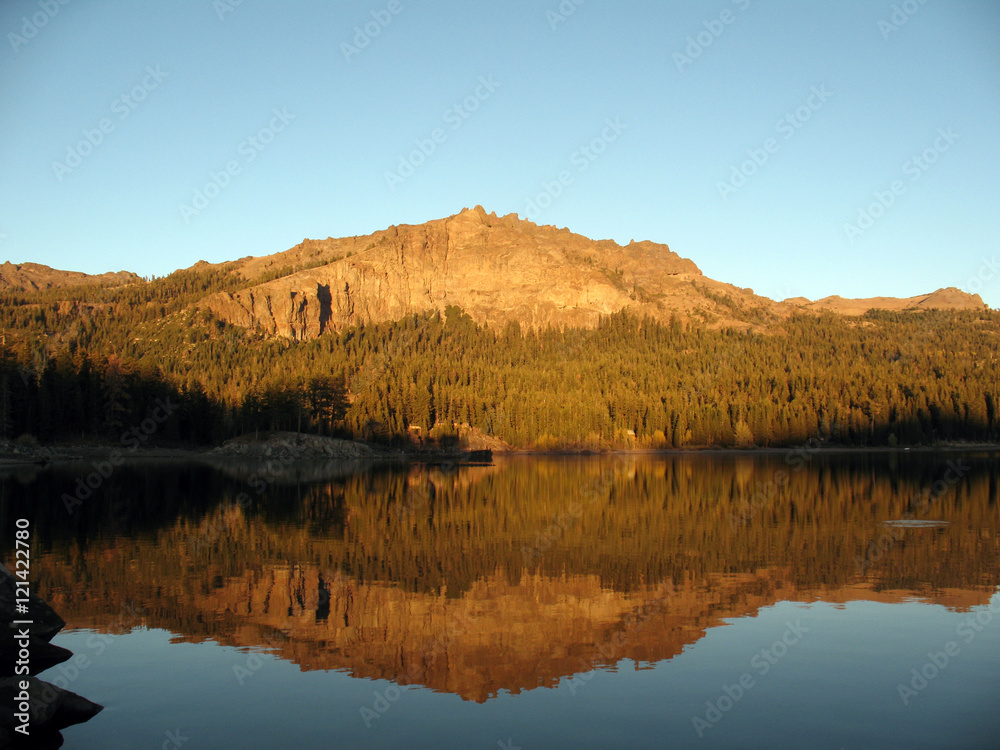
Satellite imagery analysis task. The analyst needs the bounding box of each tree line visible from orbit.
[1,267,998,448]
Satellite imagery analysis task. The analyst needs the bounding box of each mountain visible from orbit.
[198,205,777,340]
[194,206,987,340]
[0,261,139,292]
[2,207,997,451]
[198,206,985,339]
[3,208,987,340]
[785,287,988,316]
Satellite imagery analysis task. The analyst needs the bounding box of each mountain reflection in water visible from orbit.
[5,453,998,704]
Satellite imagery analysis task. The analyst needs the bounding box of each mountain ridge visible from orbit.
[198,205,734,339]
[180,206,992,338]
[0,260,140,292]
[1,208,987,341]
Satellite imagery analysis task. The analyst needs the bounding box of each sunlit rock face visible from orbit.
[198,206,775,339]
[198,207,987,340]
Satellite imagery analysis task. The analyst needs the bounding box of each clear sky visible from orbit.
[2,0,998,307]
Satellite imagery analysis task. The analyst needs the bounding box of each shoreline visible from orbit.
[1,440,997,468]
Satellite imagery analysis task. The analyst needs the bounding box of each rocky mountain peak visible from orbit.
[198,208,726,340]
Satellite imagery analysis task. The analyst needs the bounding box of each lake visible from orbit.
[2,452,999,749]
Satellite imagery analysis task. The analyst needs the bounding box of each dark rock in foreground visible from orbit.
[0,636,72,677]
[0,565,65,643]
[0,677,103,747]
[1,564,103,747]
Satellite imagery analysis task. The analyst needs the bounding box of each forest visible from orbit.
[1,265,998,449]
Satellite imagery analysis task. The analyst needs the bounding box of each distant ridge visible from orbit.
[785,287,987,316]
[0,260,140,293]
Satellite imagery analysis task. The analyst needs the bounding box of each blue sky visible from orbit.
[2,0,998,307]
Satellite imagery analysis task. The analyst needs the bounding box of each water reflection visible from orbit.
[2,453,998,705]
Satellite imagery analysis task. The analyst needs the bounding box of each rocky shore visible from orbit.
[0,432,498,469]
[1,564,103,748]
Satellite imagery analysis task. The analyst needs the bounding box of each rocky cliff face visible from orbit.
[199,206,781,339]
[9,210,988,337]
[198,207,989,340]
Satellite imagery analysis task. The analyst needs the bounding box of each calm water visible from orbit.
[2,453,999,749]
